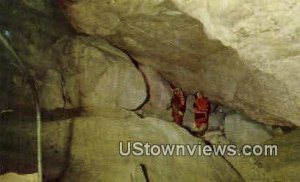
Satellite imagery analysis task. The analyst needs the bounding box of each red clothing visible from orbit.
[194,97,210,128]
[171,91,186,125]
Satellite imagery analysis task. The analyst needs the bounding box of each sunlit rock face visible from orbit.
[65,0,300,126]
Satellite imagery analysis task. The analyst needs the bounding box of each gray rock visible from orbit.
[208,112,225,131]
[255,129,300,181]
[63,111,242,182]
[224,114,273,145]
[63,37,147,113]
[182,95,196,131]
[139,65,173,111]
[139,65,173,121]
[64,0,300,126]
[215,105,234,115]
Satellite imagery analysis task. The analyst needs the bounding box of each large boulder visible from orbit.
[139,65,172,111]
[64,0,300,126]
[255,129,300,181]
[224,113,273,145]
[224,129,300,181]
[62,111,242,182]
[139,65,173,121]
[62,37,147,112]
[0,110,242,181]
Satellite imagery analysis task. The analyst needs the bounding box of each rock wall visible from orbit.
[64,0,300,126]
[61,36,147,112]
[0,0,147,114]
[0,111,243,181]
[1,1,300,181]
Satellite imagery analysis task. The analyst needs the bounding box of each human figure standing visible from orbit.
[193,92,210,133]
[171,88,186,126]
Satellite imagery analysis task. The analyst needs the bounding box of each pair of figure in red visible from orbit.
[171,88,210,130]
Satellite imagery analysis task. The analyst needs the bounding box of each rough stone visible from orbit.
[63,37,147,112]
[223,129,300,181]
[139,65,173,121]
[224,113,273,145]
[139,65,172,111]
[182,95,196,131]
[255,129,300,181]
[39,69,65,110]
[207,112,225,131]
[63,111,242,182]
[64,0,300,126]
[0,110,242,182]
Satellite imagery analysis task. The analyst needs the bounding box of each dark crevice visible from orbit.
[140,164,150,182]
[41,108,82,122]
[60,72,68,109]
[203,140,245,182]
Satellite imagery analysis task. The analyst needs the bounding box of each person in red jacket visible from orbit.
[193,91,210,133]
[171,88,186,126]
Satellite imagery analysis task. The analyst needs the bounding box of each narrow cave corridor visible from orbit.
[0,0,300,182]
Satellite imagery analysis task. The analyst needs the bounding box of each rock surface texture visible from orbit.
[1,1,300,182]
[0,111,242,182]
[0,1,147,113]
[65,0,300,127]
[62,37,147,112]
[65,112,242,182]
[224,113,273,145]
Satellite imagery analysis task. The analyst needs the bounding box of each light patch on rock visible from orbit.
[224,113,273,145]
[0,173,37,182]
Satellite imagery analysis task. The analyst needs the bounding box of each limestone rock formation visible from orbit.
[224,113,273,145]
[0,1,147,113]
[65,112,243,182]
[64,0,300,127]
[223,129,300,181]
[139,65,172,111]
[0,110,242,182]
[207,112,226,131]
[182,94,196,131]
[62,37,147,112]
[255,129,300,181]
[139,65,173,121]
[1,1,300,182]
